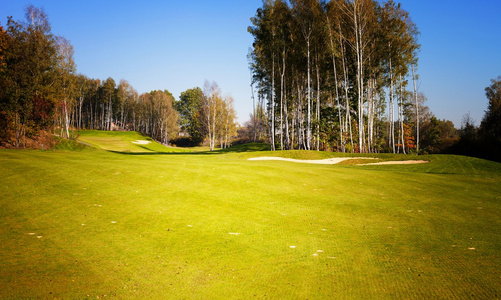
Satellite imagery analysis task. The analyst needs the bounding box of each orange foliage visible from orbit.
[403,123,416,150]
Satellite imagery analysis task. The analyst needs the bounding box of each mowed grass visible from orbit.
[1,133,500,299]
[77,130,190,153]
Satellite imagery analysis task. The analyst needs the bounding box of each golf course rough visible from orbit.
[0,132,500,299]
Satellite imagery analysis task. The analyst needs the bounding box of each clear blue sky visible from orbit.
[1,0,500,126]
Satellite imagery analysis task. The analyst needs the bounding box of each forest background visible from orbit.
[0,1,499,161]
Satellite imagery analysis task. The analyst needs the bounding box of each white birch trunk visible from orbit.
[271,54,276,151]
[412,63,419,154]
[64,99,70,139]
[306,39,311,150]
[389,56,395,153]
[399,74,406,154]
[280,55,284,150]
[283,54,290,150]
[353,1,364,153]
[329,27,344,152]
[340,29,354,152]
[316,54,321,151]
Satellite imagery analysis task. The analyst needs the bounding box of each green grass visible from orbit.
[52,136,93,151]
[77,130,190,153]
[1,132,500,299]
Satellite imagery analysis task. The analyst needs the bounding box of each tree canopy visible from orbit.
[480,76,501,142]
[248,0,423,153]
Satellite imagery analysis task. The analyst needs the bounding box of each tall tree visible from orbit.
[380,1,418,153]
[325,2,345,152]
[117,79,132,130]
[291,0,324,150]
[0,23,11,144]
[1,6,57,147]
[200,81,238,150]
[203,81,220,151]
[217,94,238,149]
[0,23,7,74]
[177,87,206,145]
[479,76,501,142]
[102,77,116,131]
[151,90,179,144]
[55,36,76,138]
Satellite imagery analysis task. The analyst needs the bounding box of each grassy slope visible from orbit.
[0,135,500,299]
[77,130,190,153]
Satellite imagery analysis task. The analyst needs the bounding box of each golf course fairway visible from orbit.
[1,131,500,299]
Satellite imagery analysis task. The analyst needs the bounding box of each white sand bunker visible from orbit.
[248,157,375,165]
[249,156,429,166]
[358,160,429,166]
[132,140,151,145]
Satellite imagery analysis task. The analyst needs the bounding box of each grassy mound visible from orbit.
[77,130,190,153]
[1,132,500,298]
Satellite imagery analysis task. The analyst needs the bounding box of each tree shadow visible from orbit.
[107,143,271,156]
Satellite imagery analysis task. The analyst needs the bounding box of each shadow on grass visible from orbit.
[107,143,271,156]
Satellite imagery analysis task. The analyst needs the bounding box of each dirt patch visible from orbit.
[1,130,57,150]
[248,157,376,165]
[358,160,429,166]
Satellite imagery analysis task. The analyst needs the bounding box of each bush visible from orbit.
[171,137,199,147]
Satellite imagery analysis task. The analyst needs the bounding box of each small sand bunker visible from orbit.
[248,157,375,165]
[132,140,151,145]
[358,160,429,166]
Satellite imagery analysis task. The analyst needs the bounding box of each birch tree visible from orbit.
[291,0,324,150]
[325,2,345,152]
[203,81,220,151]
[102,77,115,131]
[55,36,76,138]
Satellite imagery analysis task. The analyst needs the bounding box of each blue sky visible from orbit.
[399,0,501,127]
[1,0,500,126]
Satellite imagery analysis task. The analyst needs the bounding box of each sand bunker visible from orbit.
[132,140,151,145]
[248,157,375,164]
[358,160,429,166]
[249,156,429,165]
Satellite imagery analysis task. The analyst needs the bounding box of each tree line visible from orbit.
[1,4,497,158]
[246,0,501,160]
[0,6,237,150]
[248,0,424,153]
